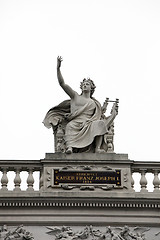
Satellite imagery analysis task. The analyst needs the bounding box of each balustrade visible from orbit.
[0,159,160,194]
[131,162,160,193]
[0,160,41,192]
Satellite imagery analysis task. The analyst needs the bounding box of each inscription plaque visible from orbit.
[54,169,121,186]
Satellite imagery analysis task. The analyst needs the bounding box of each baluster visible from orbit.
[1,168,8,191]
[140,169,148,193]
[14,168,21,191]
[27,169,34,191]
[39,170,44,191]
[131,170,135,190]
[153,169,160,193]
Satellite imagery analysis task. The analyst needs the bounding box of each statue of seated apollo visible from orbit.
[43,57,119,154]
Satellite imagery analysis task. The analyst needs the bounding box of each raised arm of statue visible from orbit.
[57,56,75,99]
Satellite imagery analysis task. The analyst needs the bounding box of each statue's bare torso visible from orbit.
[71,93,95,113]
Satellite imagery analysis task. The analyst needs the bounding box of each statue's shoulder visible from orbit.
[92,97,102,107]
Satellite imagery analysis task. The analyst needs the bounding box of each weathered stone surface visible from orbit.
[43,153,129,161]
[43,57,119,154]
[1,225,160,240]
[0,154,160,227]
[41,153,132,194]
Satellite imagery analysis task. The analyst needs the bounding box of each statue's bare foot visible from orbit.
[66,147,73,154]
[95,148,106,153]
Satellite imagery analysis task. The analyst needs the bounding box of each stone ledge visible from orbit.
[42,153,130,163]
[0,190,160,199]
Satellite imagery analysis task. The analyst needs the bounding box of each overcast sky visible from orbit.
[0,0,160,162]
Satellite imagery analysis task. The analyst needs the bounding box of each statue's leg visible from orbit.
[95,136,106,153]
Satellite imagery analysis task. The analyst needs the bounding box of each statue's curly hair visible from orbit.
[80,78,96,97]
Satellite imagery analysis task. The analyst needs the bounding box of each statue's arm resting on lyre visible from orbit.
[57,56,75,99]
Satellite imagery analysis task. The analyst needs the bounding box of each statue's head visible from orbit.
[80,78,96,97]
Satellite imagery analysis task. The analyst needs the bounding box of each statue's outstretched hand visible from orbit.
[57,56,63,69]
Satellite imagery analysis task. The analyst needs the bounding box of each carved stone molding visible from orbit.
[45,225,153,240]
[0,200,159,210]
[59,165,114,171]
[0,225,34,240]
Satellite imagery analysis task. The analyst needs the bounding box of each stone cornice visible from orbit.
[0,195,160,209]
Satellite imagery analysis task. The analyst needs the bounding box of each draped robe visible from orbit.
[43,97,112,150]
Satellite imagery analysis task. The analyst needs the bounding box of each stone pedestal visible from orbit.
[41,153,133,194]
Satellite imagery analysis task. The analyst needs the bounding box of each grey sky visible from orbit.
[0,0,160,161]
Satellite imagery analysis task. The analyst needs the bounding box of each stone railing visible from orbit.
[131,161,160,193]
[0,160,42,192]
[0,159,160,193]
